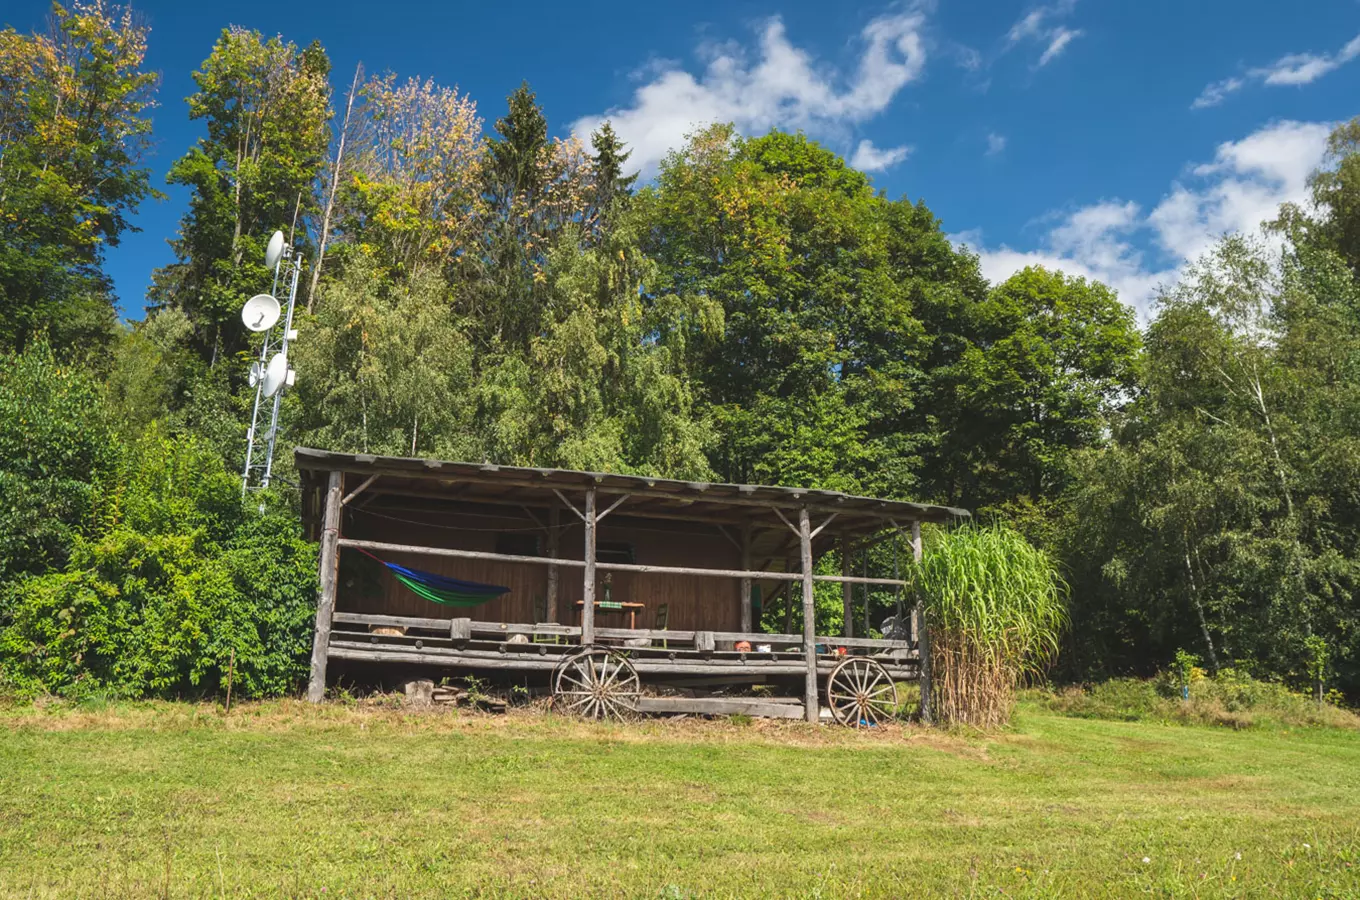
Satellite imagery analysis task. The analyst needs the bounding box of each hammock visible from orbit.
[357,548,509,607]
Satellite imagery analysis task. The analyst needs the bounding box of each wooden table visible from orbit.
[574,600,646,629]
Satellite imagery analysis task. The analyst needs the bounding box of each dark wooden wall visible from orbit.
[338,504,743,631]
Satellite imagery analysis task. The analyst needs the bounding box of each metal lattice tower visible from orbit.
[242,245,303,494]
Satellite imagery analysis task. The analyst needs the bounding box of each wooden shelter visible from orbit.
[296,447,970,724]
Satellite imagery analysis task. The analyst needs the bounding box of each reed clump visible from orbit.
[917,525,1067,727]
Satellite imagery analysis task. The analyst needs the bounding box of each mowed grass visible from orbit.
[1,699,1358,898]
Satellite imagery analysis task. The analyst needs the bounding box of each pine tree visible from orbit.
[589,120,638,222]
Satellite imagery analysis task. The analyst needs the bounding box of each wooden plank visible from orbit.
[912,519,932,725]
[799,506,818,723]
[334,538,907,586]
[841,533,854,639]
[307,470,344,703]
[709,631,915,651]
[327,642,919,679]
[330,613,912,653]
[450,618,471,640]
[583,488,596,644]
[333,611,451,631]
[694,631,715,653]
[636,697,806,719]
[739,523,753,634]
[546,503,560,623]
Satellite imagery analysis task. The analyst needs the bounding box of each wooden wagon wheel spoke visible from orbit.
[552,650,640,721]
[825,657,899,728]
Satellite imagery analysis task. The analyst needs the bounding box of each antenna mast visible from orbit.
[242,232,303,494]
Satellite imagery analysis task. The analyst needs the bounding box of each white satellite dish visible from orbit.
[264,230,286,269]
[241,294,281,333]
[261,352,289,398]
[247,360,264,387]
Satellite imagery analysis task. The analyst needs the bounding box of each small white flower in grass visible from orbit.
[1303,843,1310,849]
[1142,857,1151,864]
[1234,852,1242,860]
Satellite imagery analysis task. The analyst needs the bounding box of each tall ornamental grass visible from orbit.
[917,525,1067,727]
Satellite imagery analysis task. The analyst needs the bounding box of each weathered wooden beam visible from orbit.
[635,696,805,719]
[841,533,854,640]
[810,512,839,539]
[582,488,597,644]
[911,519,932,725]
[594,493,631,522]
[341,473,379,506]
[773,506,799,536]
[307,470,344,703]
[302,463,958,523]
[326,644,917,679]
[740,522,753,634]
[553,489,586,522]
[799,506,818,724]
[546,503,560,623]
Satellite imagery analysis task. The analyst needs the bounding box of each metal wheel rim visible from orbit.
[553,650,640,721]
[826,657,898,728]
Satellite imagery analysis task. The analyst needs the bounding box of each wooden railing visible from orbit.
[330,612,914,653]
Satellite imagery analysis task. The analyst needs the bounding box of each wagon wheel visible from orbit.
[826,657,898,728]
[552,649,640,721]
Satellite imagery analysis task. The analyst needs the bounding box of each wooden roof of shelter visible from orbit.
[294,447,969,558]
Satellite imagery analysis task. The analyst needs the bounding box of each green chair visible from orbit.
[655,603,669,649]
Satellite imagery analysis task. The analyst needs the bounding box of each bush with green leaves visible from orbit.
[0,340,119,584]
[0,427,317,700]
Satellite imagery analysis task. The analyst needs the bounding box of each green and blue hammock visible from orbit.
[356,547,508,608]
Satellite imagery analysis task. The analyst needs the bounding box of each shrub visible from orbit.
[0,430,317,700]
[0,340,118,583]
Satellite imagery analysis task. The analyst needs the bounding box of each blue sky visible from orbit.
[5,0,1358,318]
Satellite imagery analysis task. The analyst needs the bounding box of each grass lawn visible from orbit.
[1,698,1357,898]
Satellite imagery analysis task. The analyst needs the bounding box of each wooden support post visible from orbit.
[799,506,819,724]
[783,556,795,635]
[739,523,753,633]
[582,488,597,645]
[546,503,560,623]
[911,520,932,725]
[307,470,343,703]
[841,533,854,639]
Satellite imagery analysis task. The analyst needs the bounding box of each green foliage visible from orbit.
[1057,230,1360,700]
[150,27,331,357]
[0,1,159,351]
[0,427,316,699]
[1036,670,1359,730]
[639,126,981,494]
[0,340,118,583]
[916,524,1068,726]
[927,266,1141,515]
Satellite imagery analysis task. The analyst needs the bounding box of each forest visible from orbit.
[1,3,1357,704]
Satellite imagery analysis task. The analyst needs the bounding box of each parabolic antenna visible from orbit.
[261,352,289,398]
[247,360,264,387]
[265,230,286,269]
[241,294,281,333]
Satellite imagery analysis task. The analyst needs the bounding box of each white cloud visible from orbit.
[963,120,1333,318]
[986,132,1006,155]
[1038,28,1082,67]
[1254,33,1360,85]
[1191,76,1244,110]
[1192,32,1360,108]
[572,8,928,178]
[850,139,912,171]
[1005,2,1083,68]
